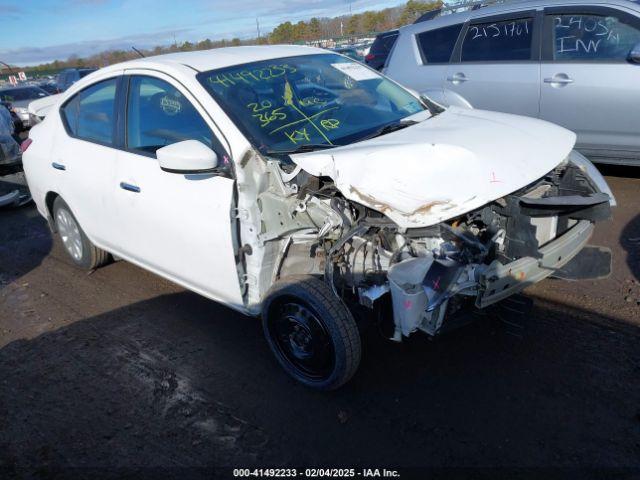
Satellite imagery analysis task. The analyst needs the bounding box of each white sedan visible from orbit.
[23,46,615,390]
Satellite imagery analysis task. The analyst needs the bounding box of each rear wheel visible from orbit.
[53,197,110,270]
[262,275,361,390]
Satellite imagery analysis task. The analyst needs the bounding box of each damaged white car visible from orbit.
[23,46,615,390]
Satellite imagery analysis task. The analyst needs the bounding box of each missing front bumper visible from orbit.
[477,220,594,308]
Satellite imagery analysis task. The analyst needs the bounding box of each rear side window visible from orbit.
[461,17,534,61]
[61,78,117,145]
[126,76,220,156]
[550,13,640,61]
[371,33,398,54]
[417,24,463,63]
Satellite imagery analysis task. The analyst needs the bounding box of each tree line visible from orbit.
[10,0,441,76]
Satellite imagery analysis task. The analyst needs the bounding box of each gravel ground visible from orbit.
[0,166,639,479]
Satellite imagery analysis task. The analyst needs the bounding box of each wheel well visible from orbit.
[45,191,59,230]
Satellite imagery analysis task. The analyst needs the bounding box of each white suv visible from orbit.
[385,0,640,166]
[23,46,614,390]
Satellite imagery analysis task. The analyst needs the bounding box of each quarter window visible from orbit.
[551,14,640,61]
[417,24,463,63]
[461,17,534,61]
[126,76,217,155]
[61,78,117,145]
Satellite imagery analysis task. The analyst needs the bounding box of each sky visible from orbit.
[0,0,407,66]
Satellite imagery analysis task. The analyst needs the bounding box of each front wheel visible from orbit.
[262,275,361,390]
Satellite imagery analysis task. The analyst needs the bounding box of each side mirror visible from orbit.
[628,42,640,64]
[157,140,218,174]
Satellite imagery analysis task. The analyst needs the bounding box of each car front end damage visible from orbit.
[236,148,614,341]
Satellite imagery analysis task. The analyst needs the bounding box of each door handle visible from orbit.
[447,73,468,83]
[544,75,574,85]
[52,162,66,171]
[119,182,141,193]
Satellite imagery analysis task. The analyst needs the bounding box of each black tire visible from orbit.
[52,196,110,270]
[262,275,361,390]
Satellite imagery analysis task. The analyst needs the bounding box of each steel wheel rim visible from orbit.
[268,299,335,380]
[56,208,83,261]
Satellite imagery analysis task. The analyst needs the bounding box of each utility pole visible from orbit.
[256,18,261,40]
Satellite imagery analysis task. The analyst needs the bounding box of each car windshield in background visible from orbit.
[197,53,424,155]
[0,87,48,102]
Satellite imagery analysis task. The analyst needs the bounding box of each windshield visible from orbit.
[0,87,48,102]
[197,53,424,154]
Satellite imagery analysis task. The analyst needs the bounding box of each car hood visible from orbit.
[291,107,576,228]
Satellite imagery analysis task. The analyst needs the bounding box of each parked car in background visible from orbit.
[0,102,21,169]
[27,93,62,126]
[38,82,60,95]
[1,100,22,133]
[331,46,364,61]
[385,0,640,166]
[365,30,398,70]
[56,68,98,92]
[0,85,50,130]
[414,8,444,23]
[23,46,614,390]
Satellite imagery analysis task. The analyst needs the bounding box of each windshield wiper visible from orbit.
[264,143,341,156]
[358,120,418,142]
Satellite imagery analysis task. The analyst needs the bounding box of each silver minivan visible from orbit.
[385,0,640,166]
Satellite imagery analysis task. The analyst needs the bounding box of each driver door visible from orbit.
[114,71,243,307]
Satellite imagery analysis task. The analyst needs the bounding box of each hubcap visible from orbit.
[56,208,83,261]
[269,300,335,380]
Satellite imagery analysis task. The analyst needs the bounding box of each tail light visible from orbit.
[365,53,375,61]
[21,138,32,153]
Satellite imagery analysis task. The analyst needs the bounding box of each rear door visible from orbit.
[55,75,123,249]
[540,5,640,162]
[445,11,542,116]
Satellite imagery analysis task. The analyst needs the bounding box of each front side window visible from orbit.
[551,13,640,61]
[197,53,424,155]
[61,78,117,145]
[126,76,216,155]
[461,17,534,61]
[417,24,463,63]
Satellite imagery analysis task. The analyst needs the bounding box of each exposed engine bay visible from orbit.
[233,149,613,340]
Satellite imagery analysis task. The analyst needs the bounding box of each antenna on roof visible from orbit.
[132,47,145,58]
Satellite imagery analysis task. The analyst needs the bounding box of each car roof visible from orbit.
[100,45,328,75]
[399,0,640,34]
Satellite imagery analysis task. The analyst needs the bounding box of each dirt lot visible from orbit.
[0,166,639,478]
